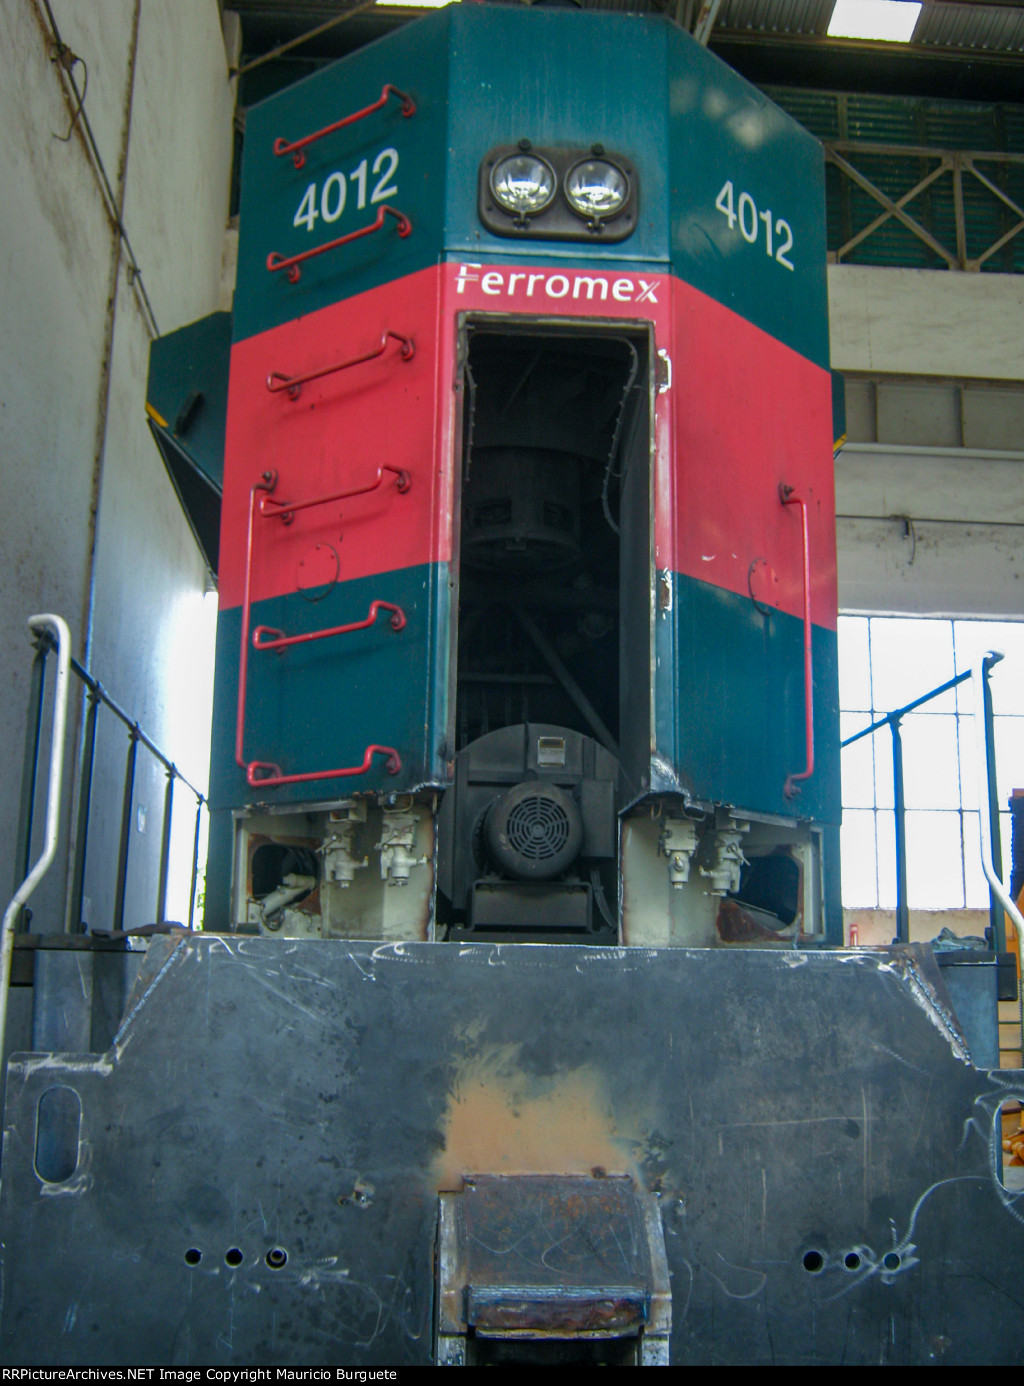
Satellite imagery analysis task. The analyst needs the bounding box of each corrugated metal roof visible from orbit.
[716,0,833,36]
[235,0,1024,53]
[915,4,1024,52]
[714,0,1024,52]
[232,0,1024,82]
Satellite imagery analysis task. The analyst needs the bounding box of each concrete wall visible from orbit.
[0,0,234,936]
[829,265,1024,384]
[829,265,1024,617]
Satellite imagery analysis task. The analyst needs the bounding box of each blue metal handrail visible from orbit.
[841,659,1006,947]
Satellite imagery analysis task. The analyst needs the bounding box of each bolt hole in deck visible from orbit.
[183,1248,202,1267]
[224,1247,244,1267]
[802,1250,825,1273]
[34,1086,81,1185]
[265,1247,288,1268]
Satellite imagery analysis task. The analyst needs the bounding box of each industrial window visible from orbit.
[839,616,1024,910]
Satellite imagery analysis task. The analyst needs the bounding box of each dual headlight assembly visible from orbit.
[479,142,637,243]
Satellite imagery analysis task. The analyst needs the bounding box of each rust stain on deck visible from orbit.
[434,1042,647,1190]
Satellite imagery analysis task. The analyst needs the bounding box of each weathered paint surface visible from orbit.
[2,938,1022,1364]
[435,1040,643,1190]
[211,562,450,806]
[216,265,836,817]
[656,574,841,820]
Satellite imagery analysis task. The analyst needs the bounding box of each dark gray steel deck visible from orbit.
[2,938,1021,1364]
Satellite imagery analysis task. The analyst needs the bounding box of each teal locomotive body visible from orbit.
[208,3,841,951]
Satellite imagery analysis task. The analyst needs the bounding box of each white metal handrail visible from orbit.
[974,651,1024,957]
[0,614,71,1051]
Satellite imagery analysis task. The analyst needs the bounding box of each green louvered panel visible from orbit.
[768,86,842,139]
[1006,107,1024,146]
[924,104,1004,149]
[767,87,1024,273]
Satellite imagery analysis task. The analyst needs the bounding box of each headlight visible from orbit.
[479,144,637,243]
[564,158,629,220]
[490,154,556,216]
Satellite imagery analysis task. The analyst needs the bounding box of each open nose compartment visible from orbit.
[436,320,655,942]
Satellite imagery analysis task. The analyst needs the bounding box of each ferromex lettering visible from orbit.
[454,263,658,304]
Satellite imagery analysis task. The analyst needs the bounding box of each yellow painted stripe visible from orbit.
[145,401,168,428]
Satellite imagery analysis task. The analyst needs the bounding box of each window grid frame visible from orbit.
[839,616,1023,913]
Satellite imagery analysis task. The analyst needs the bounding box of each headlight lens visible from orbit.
[564,158,629,219]
[490,154,556,216]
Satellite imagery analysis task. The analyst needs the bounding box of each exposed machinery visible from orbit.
[2,3,1022,1367]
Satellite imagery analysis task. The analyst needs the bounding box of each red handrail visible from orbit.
[273,85,415,170]
[267,331,414,400]
[246,745,402,789]
[236,471,278,775]
[259,464,410,526]
[236,469,410,789]
[780,482,815,799]
[253,600,406,651]
[266,205,411,283]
